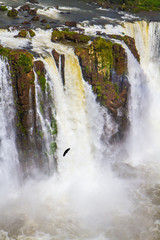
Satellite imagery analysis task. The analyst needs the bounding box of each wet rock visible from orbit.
[65,21,77,27]
[22,21,30,25]
[34,60,45,75]
[34,60,46,92]
[55,6,59,9]
[20,4,30,11]
[29,8,37,15]
[7,8,18,17]
[108,34,140,62]
[96,31,101,35]
[75,37,129,139]
[52,49,65,84]
[31,16,39,21]
[41,19,47,23]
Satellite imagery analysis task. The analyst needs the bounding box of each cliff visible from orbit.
[0,46,56,174]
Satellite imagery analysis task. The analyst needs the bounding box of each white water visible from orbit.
[0,57,19,228]
[0,21,160,240]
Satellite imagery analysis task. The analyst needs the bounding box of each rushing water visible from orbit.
[0,0,160,239]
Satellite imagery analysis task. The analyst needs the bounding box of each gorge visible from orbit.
[0,1,160,240]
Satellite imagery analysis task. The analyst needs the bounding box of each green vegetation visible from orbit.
[0,5,8,11]
[29,29,35,37]
[7,9,18,17]
[45,25,51,29]
[51,117,58,135]
[0,46,33,74]
[36,70,46,92]
[51,29,91,43]
[93,37,114,77]
[94,0,160,11]
[18,30,27,38]
[18,54,33,73]
[50,142,57,155]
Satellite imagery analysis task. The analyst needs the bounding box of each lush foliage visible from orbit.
[96,0,160,11]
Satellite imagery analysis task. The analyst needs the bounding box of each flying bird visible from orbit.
[63,148,70,157]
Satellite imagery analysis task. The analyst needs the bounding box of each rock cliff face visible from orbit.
[75,37,130,140]
[0,46,52,174]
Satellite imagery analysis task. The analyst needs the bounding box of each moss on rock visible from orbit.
[51,29,91,43]
[29,29,35,37]
[7,8,18,17]
[0,5,8,11]
[75,37,128,114]
[108,34,140,62]
[17,30,28,38]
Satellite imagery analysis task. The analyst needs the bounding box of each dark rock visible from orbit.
[29,8,37,15]
[31,16,39,21]
[52,49,65,85]
[55,6,59,9]
[108,34,140,62]
[34,60,45,75]
[34,60,46,91]
[65,21,77,27]
[22,21,30,25]
[20,4,30,11]
[96,31,101,35]
[41,19,47,23]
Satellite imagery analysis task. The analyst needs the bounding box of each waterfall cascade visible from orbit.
[0,20,160,240]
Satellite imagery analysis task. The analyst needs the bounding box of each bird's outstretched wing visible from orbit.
[63,148,70,157]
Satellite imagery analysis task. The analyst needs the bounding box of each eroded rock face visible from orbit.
[75,37,130,140]
[107,35,140,62]
[52,49,65,84]
[0,47,49,174]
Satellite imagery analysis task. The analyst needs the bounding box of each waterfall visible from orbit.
[0,21,160,240]
[0,57,19,188]
[43,50,103,178]
[124,22,160,172]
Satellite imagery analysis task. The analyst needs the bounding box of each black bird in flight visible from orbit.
[63,148,70,157]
